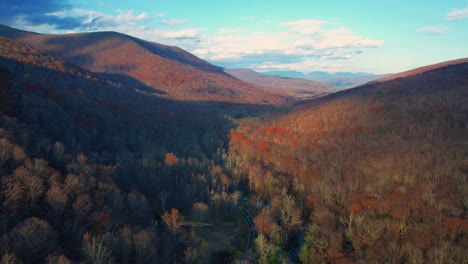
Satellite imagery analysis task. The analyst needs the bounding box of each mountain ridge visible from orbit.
[0,23,467,264]
[224,68,336,99]
[0,24,288,104]
[263,69,389,88]
[370,57,468,84]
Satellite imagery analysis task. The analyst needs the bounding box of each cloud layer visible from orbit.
[417,25,449,35]
[0,0,80,30]
[192,20,383,72]
[446,6,468,20]
[0,1,383,72]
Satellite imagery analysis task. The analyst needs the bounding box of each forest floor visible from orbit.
[185,220,245,258]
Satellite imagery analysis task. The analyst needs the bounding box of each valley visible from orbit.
[0,24,467,264]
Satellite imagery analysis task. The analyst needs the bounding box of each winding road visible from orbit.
[241,206,255,260]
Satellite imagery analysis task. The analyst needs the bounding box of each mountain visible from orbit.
[304,71,389,88]
[1,22,467,264]
[224,68,336,99]
[227,59,468,263]
[0,35,285,263]
[0,24,287,104]
[264,70,389,88]
[314,73,390,88]
[263,70,306,78]
[369,57,468,84]
[307,71,371,78]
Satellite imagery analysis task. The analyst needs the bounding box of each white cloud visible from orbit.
[280,19,325,35]
[135,12,150,21]
[43,8,152,30]
[160,28,200,39]
[446,6,468,20]
[161,18,189,26]
[191,19,383,72]
[14,10,384,73]
[217,28,247,34]
[416,25,449,35]
[29,8,201,44]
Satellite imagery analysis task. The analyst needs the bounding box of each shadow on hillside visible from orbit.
[291,62,468,112]
[129,36,226,75]
[96,72,167,94]
[0,56,280,159]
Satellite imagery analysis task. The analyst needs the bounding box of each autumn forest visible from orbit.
[0,24,467,264]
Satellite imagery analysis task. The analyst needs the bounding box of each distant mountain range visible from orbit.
[0,24,395,104]
[263,70,390,88]
[224,68,337,99]
[0,24,287,104]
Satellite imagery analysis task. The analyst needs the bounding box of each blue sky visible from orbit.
[1,0,467,73]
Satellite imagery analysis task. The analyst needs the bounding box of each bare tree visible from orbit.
[10,217,58,263]
[82,233,112,264]
[159,191,170,213]
[279,195,303,242]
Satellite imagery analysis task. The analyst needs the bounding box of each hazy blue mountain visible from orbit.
[263,70,390,88]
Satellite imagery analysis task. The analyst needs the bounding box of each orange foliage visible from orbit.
[359,198,379,209]
[219,173,231,190]
[443,218,468,235]
[266,127,285,136]
[327,249,356,264]
[408,228,435,250]
[350,203,363,214]
[164,152,180,166]
[304,167,321,178]
[212,165,223,174]
[162,208,184,234]
[297,167,322,186]
[292,139,299,147]
[309,130,326,137]
[256,141,271,153]
[306,193,320,210]
[253,211,276,236]
[283,156,299,172]
[269,194,283,210]
[385,192,409,202]
[230,131,251,145]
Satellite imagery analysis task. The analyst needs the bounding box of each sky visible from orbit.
[0,0,467,74]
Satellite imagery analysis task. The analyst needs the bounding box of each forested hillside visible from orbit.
[0,25,467,264]
[0,36,261,263]
[0,25,288,104]
[227,62,468,263]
